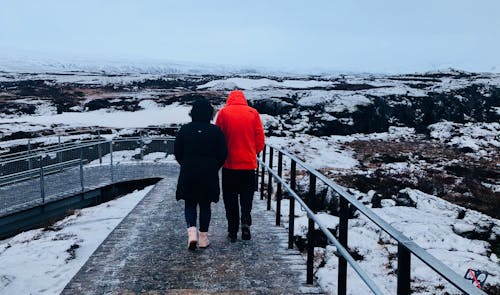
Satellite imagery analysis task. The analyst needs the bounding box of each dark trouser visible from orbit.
[222,168,256,235]
[184,199,211,232]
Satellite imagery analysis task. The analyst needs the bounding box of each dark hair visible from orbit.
[189,98,214,122]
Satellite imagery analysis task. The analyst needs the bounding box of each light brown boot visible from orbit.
[198,232,210,248]
[187,226,197,250]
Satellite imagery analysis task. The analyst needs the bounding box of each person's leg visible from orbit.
[184,199,198,250]
[240,170,256,240]
[198,201,211,232]
[184,199,197,228]
[198,201,211,248]
[240,188,254,227]
[222,169,240,241]
[223,190,239,240]
[240,188,254,240]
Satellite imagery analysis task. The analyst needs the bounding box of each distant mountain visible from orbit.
[0,55,289,76]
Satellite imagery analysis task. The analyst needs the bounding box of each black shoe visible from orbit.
[241,225,251,240]
[227,233,237,243]
[188,240,197,251]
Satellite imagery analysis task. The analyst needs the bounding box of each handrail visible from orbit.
[0,138,103,161]
[261,144,485,295]
[0,158,81,179]
[0,136,176,217]
[0,126,179,161]
[0,136,174,165]
[259,159,384,295]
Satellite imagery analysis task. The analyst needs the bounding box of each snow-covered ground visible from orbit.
[0,185,154,294]
[276,188,499,294]
[0,72,498,294]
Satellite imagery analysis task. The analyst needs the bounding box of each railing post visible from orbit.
[260,145,267,200]
[79,147,84,191]
[28,139,32,171]
[110,140,114,183]
[276,151,283,226]
[255,153,259,192]
[98,130,102,164]
[40,159,45,204]
[58,135,62,170]
[140,131,144,160]
[338,195,349,295]
[307,174,316,285]
[288,159,296,249]
[267,147,274,210]
[397,243,411,295]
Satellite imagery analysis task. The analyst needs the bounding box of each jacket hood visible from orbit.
[226,90,248,106]
[190,98,214,122]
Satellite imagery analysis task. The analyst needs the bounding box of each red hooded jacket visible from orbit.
[215,90,265,170]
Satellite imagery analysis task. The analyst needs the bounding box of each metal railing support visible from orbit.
[267,147,273,210]
[307,174,316,284]
[98,132,102,165]
[58,135,62,170]
[276,151,283,226]
[39,160,45,204]
[288,159,296,249]
[110,140,114,183]
[338,195,349,295]
[140,132,144,160]
[397,243,411,295]
[28,140,32,171]
[79,147,84,191]
[260,145,267,200]
[255,153,259,192]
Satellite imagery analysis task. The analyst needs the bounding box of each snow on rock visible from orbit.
[0,104,191,132]
[138,99,159,110]
[267,134,359,170]
[198,77,280,90]
[429,121,500,153]
[313,188,500,294]
[198,77,335,91]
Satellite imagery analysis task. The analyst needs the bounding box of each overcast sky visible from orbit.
[1,0,499,73]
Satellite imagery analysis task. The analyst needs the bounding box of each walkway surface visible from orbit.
[62,176,325,294]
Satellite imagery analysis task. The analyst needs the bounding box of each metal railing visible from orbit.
[0,136,175,216]
[0,126,179,162]
[258,144,485,295]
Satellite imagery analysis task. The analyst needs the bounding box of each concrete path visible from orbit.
[62,177,325,295]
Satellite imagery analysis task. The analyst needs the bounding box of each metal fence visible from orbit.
[258,144,485,295]
[0,136,175,216]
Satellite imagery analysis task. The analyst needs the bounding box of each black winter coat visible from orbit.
[174,121,227,203]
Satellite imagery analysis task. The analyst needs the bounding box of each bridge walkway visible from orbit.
[62,176,325,294]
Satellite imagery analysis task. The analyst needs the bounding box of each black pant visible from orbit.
[184,199,211,232]
[222,168,256,235]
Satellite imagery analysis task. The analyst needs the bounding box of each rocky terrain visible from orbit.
[1,70,498,218]
[0,68,499,293]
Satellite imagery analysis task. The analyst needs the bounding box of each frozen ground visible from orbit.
[0,70,498,294]
[0,185,154,295]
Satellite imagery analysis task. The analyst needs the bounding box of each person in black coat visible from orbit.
[174,98,227,250]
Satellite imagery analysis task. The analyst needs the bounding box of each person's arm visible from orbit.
[254,113,265,154]
[216,128,228,168]
[215,109,224,130]
[174,128,184,164]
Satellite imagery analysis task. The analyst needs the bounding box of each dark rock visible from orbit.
[84,99,110,111]
[394,191,417,207]
[371,193,385,208]
[250,98,293,116]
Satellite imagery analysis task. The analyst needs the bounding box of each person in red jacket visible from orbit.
[215,90,265,242]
